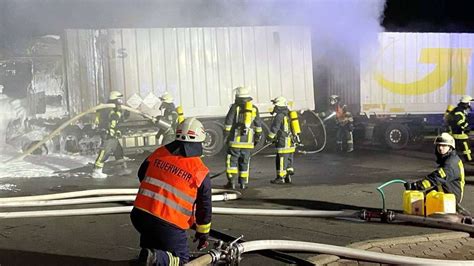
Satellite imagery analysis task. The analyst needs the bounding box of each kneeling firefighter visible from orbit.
[404,133,465,205]
[91,90,131,179]
[155,92,185,146]
[130,117,211,265]
[267,96,302,184]
[223,86,263,190]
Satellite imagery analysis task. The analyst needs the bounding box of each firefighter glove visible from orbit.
[404,180,425,191]
[254,133,262,146]
[266,135,275,144]
[404,182,415,190]
[193,232,209,251]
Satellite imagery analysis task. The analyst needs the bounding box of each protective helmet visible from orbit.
[271,96,288,107]
[175,117,206,142]
[434,132,455,149]
[460,95,473,104]
[235,86,251,98]
[329,95,340,105]
[159,92,174,103]
[109,91,123,101]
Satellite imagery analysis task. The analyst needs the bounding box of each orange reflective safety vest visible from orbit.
[134,147,209,229]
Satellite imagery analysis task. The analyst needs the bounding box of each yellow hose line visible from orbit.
[8,104,154,162]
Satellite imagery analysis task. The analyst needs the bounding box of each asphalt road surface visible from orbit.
[0,142,472,265]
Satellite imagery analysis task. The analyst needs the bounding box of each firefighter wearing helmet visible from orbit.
[155,92,184,146]
[404,132,465,205]
[267,96,302,184]
[223,86,263,190]
[131,117,212,265]
[320,95,354,152]
[446,95,473,162]
[91,90,131,179]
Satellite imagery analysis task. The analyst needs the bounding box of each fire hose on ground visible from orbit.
[0,188,472,264]
[186,239,474,265]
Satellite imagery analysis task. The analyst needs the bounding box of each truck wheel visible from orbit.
[202,121,224,156]
[384,123,409,150]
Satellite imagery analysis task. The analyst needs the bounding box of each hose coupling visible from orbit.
[208,249,222,263]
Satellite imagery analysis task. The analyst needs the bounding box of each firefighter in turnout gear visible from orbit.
[404,133,465,205]
[323,95,354,152]
[223,87,263,190]
[155,92,184,146]
[131,118,212,265]
[447,95,473,162]
[91,91,131,179]
[267,96,301,184]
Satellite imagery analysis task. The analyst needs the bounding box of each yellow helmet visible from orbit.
[434,132,455,149]
[235,86,251,98]
[159,92,174,103]
[175,118,206,142]
[271,96,288,107]
[460,95,473,104]
[109,91,123,101]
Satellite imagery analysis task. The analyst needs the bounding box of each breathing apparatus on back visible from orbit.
[235,87,253,135]
[271,96,302,144]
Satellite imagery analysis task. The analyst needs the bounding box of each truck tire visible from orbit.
[384,123,409,150]
[202,121,224,156]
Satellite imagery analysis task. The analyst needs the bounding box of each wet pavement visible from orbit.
[0,142,472,265]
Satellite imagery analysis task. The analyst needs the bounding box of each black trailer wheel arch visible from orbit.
[202,121,225,156]
[383,123,410,150]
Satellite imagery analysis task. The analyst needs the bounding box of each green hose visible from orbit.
[377,179,407,212]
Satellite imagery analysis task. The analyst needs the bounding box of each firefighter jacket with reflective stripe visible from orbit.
[95,106,125,138]
[448,106,470,139]
[224,99,263,149]
[134,146,210,230]
[159,102,179,129]
[268,106,295,154]
[422,150,465,203]
[335,104,354,130]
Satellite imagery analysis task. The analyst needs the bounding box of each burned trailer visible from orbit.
[0,35,66,154]
[63,26,316,156]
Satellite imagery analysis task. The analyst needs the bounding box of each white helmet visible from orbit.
[109,91,123,101]
[271,96,288,107]
[460,95,473,104]
[175,117,206,142]
[434,132,455,149]
[235,86,251,98]
[329,95,340,105]
[159,92,174,103]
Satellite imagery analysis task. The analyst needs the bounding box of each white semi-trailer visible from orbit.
[62,26,314,155]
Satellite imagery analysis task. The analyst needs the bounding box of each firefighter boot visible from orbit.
[224,175,236,189]
[91,168,107,179]
[138,248,156,266]
[285,169,294,184]
[238,178,247,190]
[347,143,354,153]
[271,176,285,184]
[118,162,133,176]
